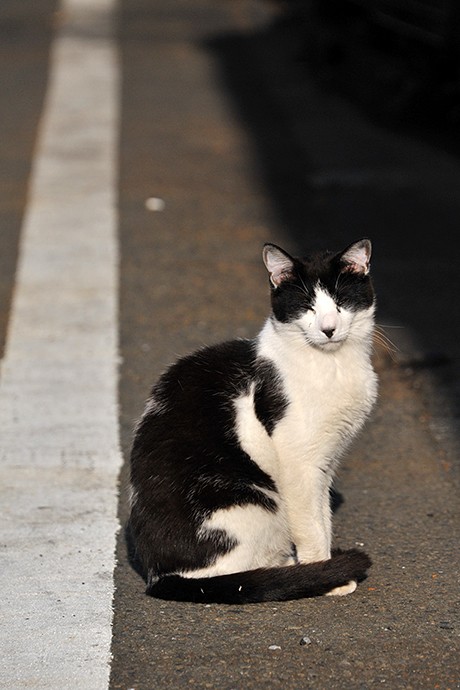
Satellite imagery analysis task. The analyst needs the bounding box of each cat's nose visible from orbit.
[320,310,338,338]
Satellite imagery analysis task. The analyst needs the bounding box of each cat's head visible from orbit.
[262,240,375,352]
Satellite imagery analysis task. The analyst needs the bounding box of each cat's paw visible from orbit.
[325,579,357,596]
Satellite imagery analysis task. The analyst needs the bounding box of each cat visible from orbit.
[128,239,377,604]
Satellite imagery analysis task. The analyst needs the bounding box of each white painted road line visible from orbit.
[0,1,121,688]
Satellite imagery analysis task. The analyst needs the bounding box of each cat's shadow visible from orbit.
[330,486,344,513]
[125,521,146,581]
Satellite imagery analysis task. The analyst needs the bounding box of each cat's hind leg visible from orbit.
[180,501,291,578]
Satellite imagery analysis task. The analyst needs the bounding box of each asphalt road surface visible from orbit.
[1,1,459,689]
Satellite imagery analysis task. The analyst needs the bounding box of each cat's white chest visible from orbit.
[276,345,376,465]
[256,320,378,475]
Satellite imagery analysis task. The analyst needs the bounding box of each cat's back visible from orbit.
[132,338,260,450]
[130,336,281,523]
[153,338,257,408]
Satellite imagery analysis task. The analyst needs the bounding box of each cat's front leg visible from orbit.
[282,466,333,564]
[293,504,358,597]
[294,511,331,563]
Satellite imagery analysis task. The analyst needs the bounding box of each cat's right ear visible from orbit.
[263,244,295,287]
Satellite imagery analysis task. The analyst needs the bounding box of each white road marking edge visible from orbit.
[0,1,122,687]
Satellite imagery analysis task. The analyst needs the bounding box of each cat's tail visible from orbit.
[146,549,371,604]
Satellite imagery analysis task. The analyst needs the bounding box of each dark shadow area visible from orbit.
[204,28,319,246]
[330,486,344,513]
[125,522,147,583]
[204,0,460,457]
[204,3,460,249]
[292,0,460,154]
[0,0,58,359]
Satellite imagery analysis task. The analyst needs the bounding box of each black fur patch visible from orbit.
[129,339,286,580]
[254,359,288,435]
[269,247,374,322]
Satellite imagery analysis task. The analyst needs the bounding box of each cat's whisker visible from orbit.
[374,325,400,348]
[334,271,345,292]
[375,323,404,329]
[372,326,399,361]
[298,275,313,300]
[289,280,312,302]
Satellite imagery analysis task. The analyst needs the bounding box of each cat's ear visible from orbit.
[263,244,295,287]
[339,239,371,275]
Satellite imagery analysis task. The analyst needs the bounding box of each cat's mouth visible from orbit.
[318,338,344,352]
[300,327,345,351]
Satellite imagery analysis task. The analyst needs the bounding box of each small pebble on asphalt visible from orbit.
[145,197,165,211]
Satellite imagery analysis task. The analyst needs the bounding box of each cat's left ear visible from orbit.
[263,244,295,287]
[339,239,372,275]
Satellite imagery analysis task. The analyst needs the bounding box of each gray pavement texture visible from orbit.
[0,0,459,689]
[111,1,459,688]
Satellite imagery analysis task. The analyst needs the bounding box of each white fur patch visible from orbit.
[325,580,358,596]
[233,383,279,480]
[180,502,291,578]
[127,484,138,509]
[256,301,377,562]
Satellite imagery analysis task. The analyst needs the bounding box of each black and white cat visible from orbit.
[129,240,377,604]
